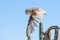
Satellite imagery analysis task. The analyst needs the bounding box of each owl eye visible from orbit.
[26,10,28,12]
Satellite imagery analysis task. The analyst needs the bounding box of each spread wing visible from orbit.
[26,15,39,36]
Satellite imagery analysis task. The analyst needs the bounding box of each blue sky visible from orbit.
[0,0,60,40]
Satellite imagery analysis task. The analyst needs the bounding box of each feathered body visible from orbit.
[25,8,46,36]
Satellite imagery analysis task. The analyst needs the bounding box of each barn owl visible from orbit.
[25,8,46,37]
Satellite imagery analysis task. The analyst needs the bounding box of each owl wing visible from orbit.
[26,15,39,36]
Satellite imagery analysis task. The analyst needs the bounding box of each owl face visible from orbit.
[25,8,33,16]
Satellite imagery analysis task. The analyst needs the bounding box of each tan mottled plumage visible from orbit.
[25,8,46,37]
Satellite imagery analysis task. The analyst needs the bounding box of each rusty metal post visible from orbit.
[27,35,31,40]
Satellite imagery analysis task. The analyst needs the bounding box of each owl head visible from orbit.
[25,8,46,16]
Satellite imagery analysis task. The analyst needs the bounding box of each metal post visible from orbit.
[54,29,58,40]
[28,35,31,40]
[39,22,43,40]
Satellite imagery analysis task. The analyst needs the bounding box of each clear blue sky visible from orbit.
[0,0,60,40]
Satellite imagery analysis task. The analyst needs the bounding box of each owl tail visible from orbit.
[26,25,34,37]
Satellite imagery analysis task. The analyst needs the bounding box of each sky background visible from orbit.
[0,0,60,40]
